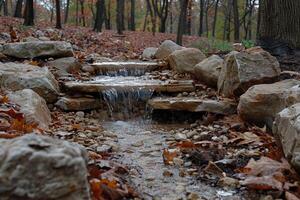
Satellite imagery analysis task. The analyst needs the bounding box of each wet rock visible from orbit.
[2,41,74,59]
[273,103,300,173]
[194,55,223,88]
[46,57,82,78]
[0,62,59,103]
[238,79,300,127]
[7,89,51,129]
[39,36,51,41]
[148,97,237,115]
[168,48,206,74]
[0,134,91,200]
[218,49,281,97]
[142,47,158,59]
[154,40,183,60]
[82,64,96,74]
[76,111,85,118]
[218,177,240,188]
[96,144,112,153]
[55,96,101,111]
[85,53,112,63]
[175,133,187,140]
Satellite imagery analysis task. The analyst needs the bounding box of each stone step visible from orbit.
[148,97,237,115]
[63,76,195,94]
[91,61,160,76]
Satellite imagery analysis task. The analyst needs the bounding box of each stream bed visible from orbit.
[103,119,245,200]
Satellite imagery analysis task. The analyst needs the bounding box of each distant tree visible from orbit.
[152,0,169,33]
[177,0,188,45]
[129,0,135,31]
[232,0,240,41]
[116,0,125,34]
[23,0,34,26]
[64,0,70,23]
[80,0,86,26]
[14,0,23,18]
[55,0,62,29]
[3,0,8,16]
[258,0,300,50]
[198,0,204,36]
[93,0,105,32]
[212,0,219,38]
[104,0,111,29]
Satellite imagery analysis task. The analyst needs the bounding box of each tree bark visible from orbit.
[232,0,240,41]
[55,0,62,29]
[130,0,135,31]
[64,0,69,23]
[23,0,34,26]
[186,0,192,35]
[3,0,8,16]
[14,0,23,17]
[80,0,85,26]
[212,0,219,38]
[258,0,300,49]
[93,0,105,32]
[198,0,204,36]
[116,0,125,35]
[177,0,188,45]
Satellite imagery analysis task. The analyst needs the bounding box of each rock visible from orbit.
[0,62,59,103]
[168,48,206,74]
[218,177,240,188]
[22,36,40,42]
[0,134,91,200]
[85,53,112,63]
[7,89,51,129]
[39,36,51,41]
[2,41,74,59]
[148,97,237,115]
[175,133,187,140]
[194,55,223,88]
[0,32,11,42]
[238,79,300,127]
[76,111,85,118]
[46,57,82,78]
[218,49,281,97]
[55,96,102,111]
[82,64,96,74]
[233,43,245,52]
[273,103,300,173]
[154,40,183,60]
[142,47,158,59]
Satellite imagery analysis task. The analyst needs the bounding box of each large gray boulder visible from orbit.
[273,103,300,173]
[0,134,91,200]
[218,48,281,98]
[2,41,74,59]
[46,57,82,78]
[194,55,223,88]
[238,79,300,127]
[168,48,206,74]
[142,47,158,59]
[7,89,51,129]
[0,62,59,103]
[154,40,183,60]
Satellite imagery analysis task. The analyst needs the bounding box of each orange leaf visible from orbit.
[163,149,178,165]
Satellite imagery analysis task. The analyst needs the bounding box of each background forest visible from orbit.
[0,0,258,43]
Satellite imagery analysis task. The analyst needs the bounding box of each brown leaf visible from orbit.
[163,149,178,165]
[241,176,283,191]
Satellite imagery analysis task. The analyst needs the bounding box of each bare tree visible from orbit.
[23,0,34,26]
[177,0,188,45]
[14,0,23,18]
[93,0,105,32]
[116,0,125,35]
[55,0,62,29]
[232,0,240,41]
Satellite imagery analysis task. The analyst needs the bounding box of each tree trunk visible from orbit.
[116,0,124,35]
[105,0,111,29]
[55,0,62,29]
[3,0,8,16]
[232,0,240,41]
[64,0,69,23]
[258,0,300,49]
[198,0,204,36]
[143,5,149,32]
[23,0,34,26]
[177,0,188,45]
[14,0,23,17]
[76,0,79,26]
[169,0,173,33]
[93,0,105,32]
[129,0,135,31]
[80,0,85,26]
[186,0,192,35]
[212,0,219,38]
[145,0,156,35]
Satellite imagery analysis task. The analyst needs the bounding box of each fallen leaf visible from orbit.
[163,149,178,165]
[241,175,283,191]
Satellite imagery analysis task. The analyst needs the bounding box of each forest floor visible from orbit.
[1,17,300,200]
